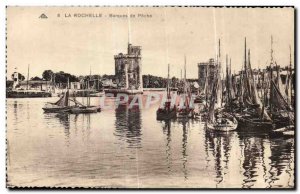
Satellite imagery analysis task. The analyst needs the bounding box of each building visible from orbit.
[17,80,53,91]
[70,82,81,90]
[114,43,143,91]
[198,58,216,89]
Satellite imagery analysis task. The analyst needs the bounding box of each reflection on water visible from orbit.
[181,120,188,180]
[6,95,294,188]
[205,130,234,188]
[162,120,172,173]
[114,105,142,149]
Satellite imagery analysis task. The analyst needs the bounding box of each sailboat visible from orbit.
[177,56,195,119]
[206,78,238,132]
[268,42,294,136]
[269,79,294,137]
[156,64,177,120]
[43,90,73,113]
[69,75,101,114]
[206,42,238,132]
[234,38,273,130]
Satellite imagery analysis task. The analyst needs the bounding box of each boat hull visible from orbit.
[235,115,274,131]
[207,117,238,132]
[42,106,72,113]
[69,106,100,114]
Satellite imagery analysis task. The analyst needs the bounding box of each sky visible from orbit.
[7,7,294,79]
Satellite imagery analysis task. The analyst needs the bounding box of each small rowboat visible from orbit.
[207,117,238,132]
[271,125,294,138]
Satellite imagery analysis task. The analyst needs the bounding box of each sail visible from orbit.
[242,74,252,104]
[247,50,271,120]
[286,46,293,108]
[54,90,69,107]
[285,70,293,108]
[229,59,236,100]
[225,56,236,106]
[271,80,291,111]
[238,72,244,105]
[215,60,222,109]
[225,56,230,105]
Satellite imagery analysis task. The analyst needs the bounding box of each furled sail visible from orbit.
[54,90,69,107]
[229,59,236,100]
[247,50,271,121]
[271,80,291,111]
[242,38,271,121]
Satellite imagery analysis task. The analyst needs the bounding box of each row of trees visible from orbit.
[42,70,79,83]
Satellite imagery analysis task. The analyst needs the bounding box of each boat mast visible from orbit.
[229,57,234,101]
[167,64,170,99]
[180,69,182,80]
[216,38,222,108]
[244,37,251,96]
[226,54,229,106]
[88,65,91,106]
[184,55,187,94]
[183,55,190,109]
[289,45,293,107]
[260,71,266,120]
[269,36,274,115]
[184,56,186,83]
[26,64,30,90]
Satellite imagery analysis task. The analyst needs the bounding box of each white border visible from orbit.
[0,0,298,193]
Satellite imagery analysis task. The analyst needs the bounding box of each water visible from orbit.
[6,93,294,188]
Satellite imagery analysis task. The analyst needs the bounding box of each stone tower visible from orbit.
[114,43,142,91]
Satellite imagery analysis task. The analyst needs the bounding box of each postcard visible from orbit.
[6,6,295,189]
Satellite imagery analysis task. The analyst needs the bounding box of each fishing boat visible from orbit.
[156,64,177,120]
[269,80,294,129]
[206,39,238,132]
[267,41,294,130]
[43,90,73,113]
[235,113,273,129]
[177,56,196,119]
[69,75,101,114]
[233,38,273,131]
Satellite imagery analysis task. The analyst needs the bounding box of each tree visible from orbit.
[54,71,79,83]
[11,72,25,81]
[42,70,54,81]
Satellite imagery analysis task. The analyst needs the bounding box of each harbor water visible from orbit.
[7,92,294,188]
